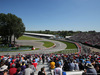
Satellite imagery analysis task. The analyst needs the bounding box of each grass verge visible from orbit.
[54,41,78,54]
[60,41,77,49]
[39,41,54,48]
[18,36,41,40]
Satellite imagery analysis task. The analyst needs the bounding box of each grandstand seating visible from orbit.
[69,32,100,47]
[0,47,100,75]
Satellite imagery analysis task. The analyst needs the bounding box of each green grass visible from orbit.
[53,41,78,54]
[35,48,40,50]
[39,41,54,48]
[20,45,33,48]
[18,36,41,40]
[60,41,77,49]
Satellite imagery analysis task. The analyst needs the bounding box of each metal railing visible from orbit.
[0,47,31,51]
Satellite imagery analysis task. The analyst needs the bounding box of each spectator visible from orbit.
[21,62,26,72]
[35,57,39,63]
[0,64,8,75]
[24,64,34,75]
[9,64,17,75]
[95,64,100,75]
[47,57,51,63]
[14,67,23,75]
[42,54,45,64]
[3,69,8,75]
[54,63,62,75]
[79,60,84,70]
[82,69,87,75]
[69,60,75,71]
[86,63,97,75]
[57,60,62,68]
[63,60,69,71]
[74,60,79,71]
[16,61,21,68]
[10,59,16,68]
[50,60,55,69]
[38,67,46,75]
[38,56,42,64]
[32,60,38,71]
[30,62,36,72]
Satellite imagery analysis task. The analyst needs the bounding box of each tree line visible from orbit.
[0,13,25,45]
[26,30,96,38]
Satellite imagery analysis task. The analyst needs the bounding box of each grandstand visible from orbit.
[24,32,55,39]
[0,32,100,75]
[0,51,100,75]
[68,32,100,48]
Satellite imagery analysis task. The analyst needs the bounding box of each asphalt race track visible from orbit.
[0,36,67,55]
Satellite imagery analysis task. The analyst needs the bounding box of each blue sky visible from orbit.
[0,0,100,32]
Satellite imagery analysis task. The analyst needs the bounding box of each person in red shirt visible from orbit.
[10,60,16,68]
[32,60,38,71]
[9,64,17,75]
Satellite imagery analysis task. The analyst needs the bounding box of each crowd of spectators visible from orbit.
[0,52,100,75]
[69,32,100,46]
[81,44,91,54]
[49,53,100,75]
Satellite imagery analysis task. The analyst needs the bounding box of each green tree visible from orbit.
[0,13,9,44]
[0,13,25,45]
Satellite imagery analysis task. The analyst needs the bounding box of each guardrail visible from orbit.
[65,71,84,75]
[0,47,31,51]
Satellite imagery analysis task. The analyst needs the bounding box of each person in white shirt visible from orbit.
[24,64,34,75]
[54,63,62,75]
